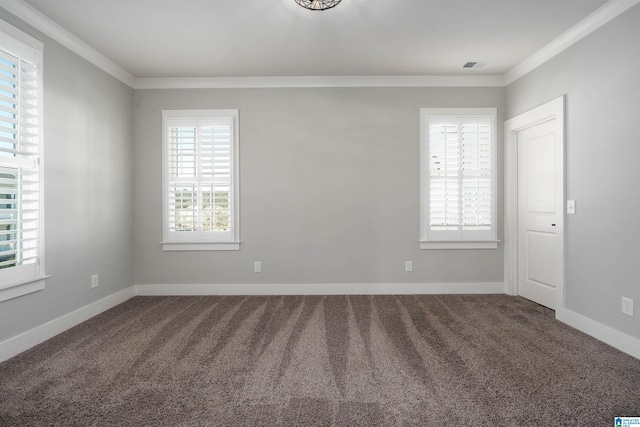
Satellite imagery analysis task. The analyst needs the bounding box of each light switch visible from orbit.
[567,200,576,215]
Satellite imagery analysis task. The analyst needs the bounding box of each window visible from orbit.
[0,20,45,302]
[162,110,240,251]
[419,108,497,249]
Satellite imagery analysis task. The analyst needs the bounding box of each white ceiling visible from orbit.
[20,0,610,79]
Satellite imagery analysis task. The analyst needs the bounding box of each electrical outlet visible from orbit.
[405,261,413,272]
[621,297,634,317]
[254,261,261,273]
[91,274,99,289]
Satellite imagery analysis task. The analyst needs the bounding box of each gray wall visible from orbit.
[134,87,504,286]
[506,4,640,338]
[2,0,638,352]
[0,11,134,342]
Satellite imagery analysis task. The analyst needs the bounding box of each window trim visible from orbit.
[0,19,45,302]
[419,107,498,250]
[161,109,240,251]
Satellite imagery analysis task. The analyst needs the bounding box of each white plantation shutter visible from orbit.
[0,27,43,288]
[420,109,496,248]
[460,119,492,231]
[163,110,239,249]
[428,121,460,230]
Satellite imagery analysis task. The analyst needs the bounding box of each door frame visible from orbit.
[504,96,565,316]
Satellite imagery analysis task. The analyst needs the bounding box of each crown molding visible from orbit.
[504,0,640,85]
[0,0,136,87]
[2,0,638,89]
[134,75,506,89]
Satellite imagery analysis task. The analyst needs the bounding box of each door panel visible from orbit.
[526,135,556,213]
[518,119,557,309]
[526,231,556,288]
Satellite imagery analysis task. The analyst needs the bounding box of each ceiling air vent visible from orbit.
[463,61,488,69]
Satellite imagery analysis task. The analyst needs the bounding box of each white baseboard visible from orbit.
[3,282,637,364]
[135,282,505,296]
[557,308,640,360]
[0,286,136,363]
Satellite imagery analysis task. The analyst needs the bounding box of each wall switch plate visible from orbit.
[254,261,262,273]
[621,297,634,317]
[567,200,576,214]
[91,274,99,289]
[405,261,413,272]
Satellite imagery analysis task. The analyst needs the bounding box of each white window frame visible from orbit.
[0,19,46,302]
[419,108,498,250]
[162,109,240,251]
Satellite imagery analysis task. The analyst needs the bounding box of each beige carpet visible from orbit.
[1,295,639,426]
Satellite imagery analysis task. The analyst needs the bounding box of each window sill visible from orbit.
[162,241,241,251]
[420,240,499,250]
[0,275,50,303]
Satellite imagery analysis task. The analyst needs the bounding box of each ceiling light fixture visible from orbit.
[294,0,342,11]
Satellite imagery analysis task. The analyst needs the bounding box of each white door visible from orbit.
[517,119,558,309]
